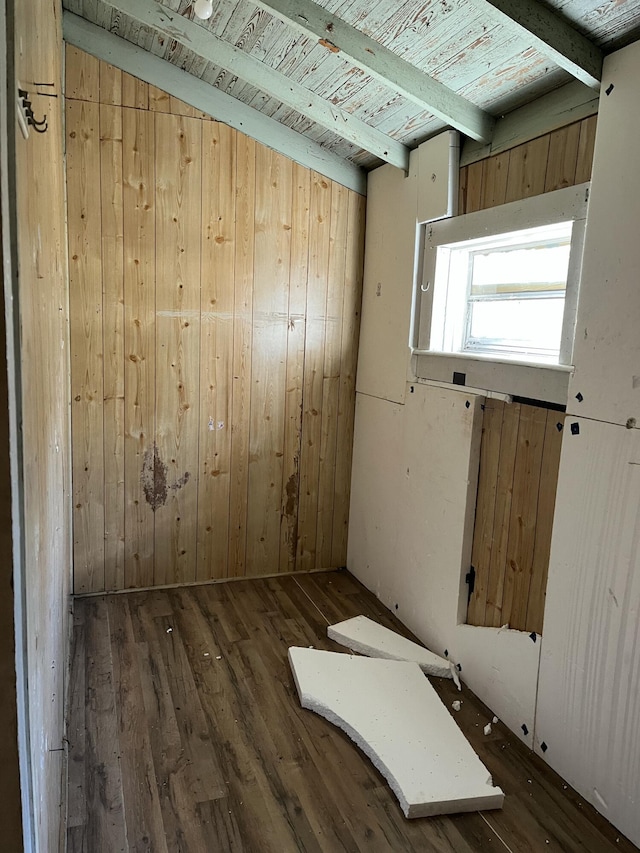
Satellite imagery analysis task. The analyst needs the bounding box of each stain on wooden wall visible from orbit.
[65,46,365,594]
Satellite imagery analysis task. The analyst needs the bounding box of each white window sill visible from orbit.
[412,350,573,405]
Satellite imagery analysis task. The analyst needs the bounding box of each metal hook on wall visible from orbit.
[18,84,57,135]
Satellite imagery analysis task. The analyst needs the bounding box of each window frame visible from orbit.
[410,183,589,375]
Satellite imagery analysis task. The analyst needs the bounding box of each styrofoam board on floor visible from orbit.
[328,615,451,679]
[288,647,504,818]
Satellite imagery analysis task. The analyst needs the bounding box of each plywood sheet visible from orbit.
[289,647,504,818]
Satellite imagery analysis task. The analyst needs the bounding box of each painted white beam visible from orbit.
[62,13,366,194]
[475,0,602,90]
[254,0,494,143]
[461,79,598,167]
[85,0,409,171]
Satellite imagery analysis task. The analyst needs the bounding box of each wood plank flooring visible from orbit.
[67,571,638,852]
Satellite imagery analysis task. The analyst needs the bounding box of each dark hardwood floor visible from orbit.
[67,570,637,852]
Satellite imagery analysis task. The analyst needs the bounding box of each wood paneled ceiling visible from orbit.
[63,0,640,183]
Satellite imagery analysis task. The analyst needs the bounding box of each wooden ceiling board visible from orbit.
[65,0,640,173]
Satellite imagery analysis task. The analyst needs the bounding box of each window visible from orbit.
[431,221,573,364]
[411,184,588,372]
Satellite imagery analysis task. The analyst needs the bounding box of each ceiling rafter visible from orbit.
[252,0,495,143]
[91,0,411,170]
[473,0,603,89]
[62,12,367,194]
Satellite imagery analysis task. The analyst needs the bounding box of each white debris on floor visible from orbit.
[327,615,452,679]
[289,646,504,819]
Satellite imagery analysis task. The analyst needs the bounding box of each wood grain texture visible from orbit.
[459,117,597,214]
[153,112,202,586]
[65,43,99,101]
[67,571,638,852]
[15,2,73,847]
[122,106,156,589]
[468,402,563,633]
[246,146,292,576]
[67,97,105,593]
[100,102,126,591]
[66,48,365,592]
[197,121,236,581]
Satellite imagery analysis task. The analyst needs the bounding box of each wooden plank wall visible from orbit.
[65,45,365,595]
[467,400,564,634]
[459,116,597,214]
[12,0,72,848]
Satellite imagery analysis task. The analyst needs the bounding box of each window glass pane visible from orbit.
[465,297,565,359]
[470,240,571,296]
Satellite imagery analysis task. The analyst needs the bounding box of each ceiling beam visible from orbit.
[88,0,410,171]
[62,13,367,195]
[253,0,495,143]
[474,0,602,90]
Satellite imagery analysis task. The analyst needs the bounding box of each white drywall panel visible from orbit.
[568,42,640,426]
[355,157,418,404]
[416,132,458,224]
[327,615,451,678]
[348,383,541,746]
[289,647,504,818]
[536,417,640,847]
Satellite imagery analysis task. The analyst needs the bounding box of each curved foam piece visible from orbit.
[327,615,451,679]
[289,647,503,818]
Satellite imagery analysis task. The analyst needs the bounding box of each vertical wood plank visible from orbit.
[228,134,255,577]
[65,44,100,101]
[197,122,236,581]
[502,404,547,631]
[481,151,510,209]
[316,182,348,568]
[467,399,504,626]
[279,163,310,573]
[485,402,521,627]
[149,84,171,113]
[297,173,331,571]
[331,192,365,567]
[67,98,105,593]
[170,96,209,120]
[123,107,156,589]
[99,60,122,107]
[458,165,468,215]
[544,123,581,192]
[122,71,149,109]
[246,147,292,576]
[153,113,202,586]
[505,135,551,202]
[100,103,126,591]
[575,115,597,184]
[526,411,565,634]
[465,160,485,213]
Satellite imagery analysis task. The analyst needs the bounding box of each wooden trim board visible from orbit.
[289,647,504,818]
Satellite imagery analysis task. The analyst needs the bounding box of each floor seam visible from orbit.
[478,811,515,853]
[292,575,331,626]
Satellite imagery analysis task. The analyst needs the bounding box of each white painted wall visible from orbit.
[567,43,640,427]
[534,41,640,847]
[348,385,541,746]
[356,134,453,405]
[349,39,640,848]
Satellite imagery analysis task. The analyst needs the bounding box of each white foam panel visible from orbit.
[289,647,504,818]
[328,615,451,679]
